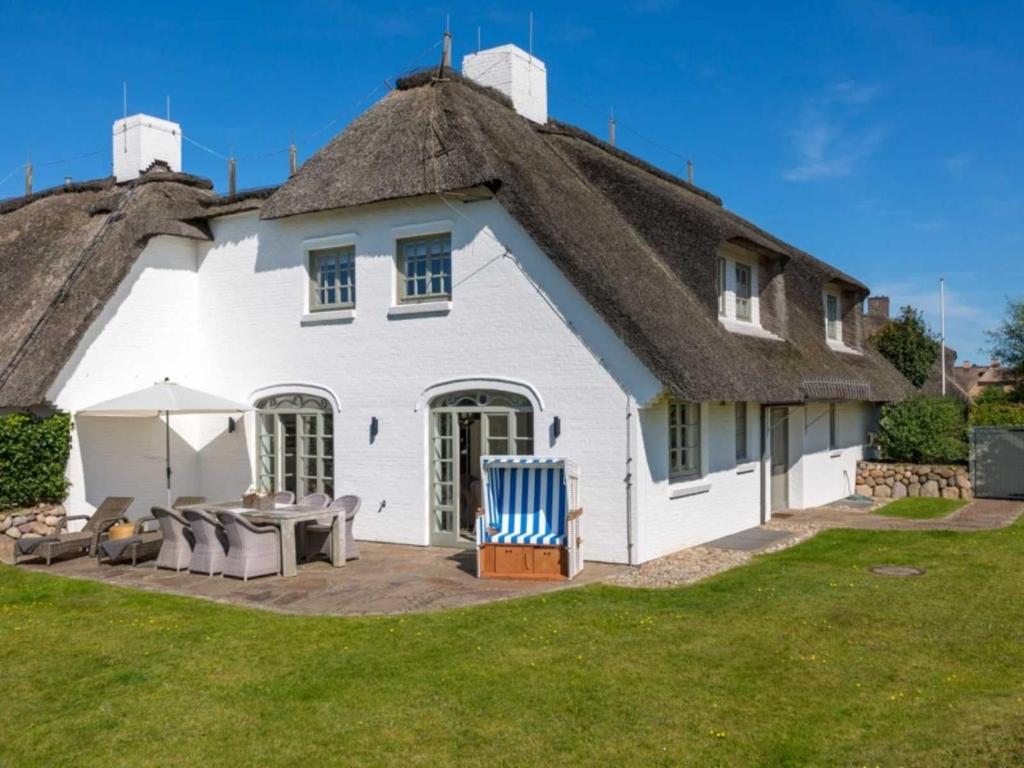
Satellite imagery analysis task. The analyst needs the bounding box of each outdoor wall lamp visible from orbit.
[552,416,561,440]
[370,416,379,443]
[228,417,236,434]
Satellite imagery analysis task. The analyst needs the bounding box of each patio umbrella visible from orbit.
[78,379,251,505]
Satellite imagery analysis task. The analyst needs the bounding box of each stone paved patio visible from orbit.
[21,542,624,616]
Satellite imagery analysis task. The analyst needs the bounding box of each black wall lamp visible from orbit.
[370,416,380,443]
[552,416,561,440]
[228,417,236,434]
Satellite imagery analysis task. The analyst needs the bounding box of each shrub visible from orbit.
[870,306,940,388]
[970,401,1024,427]
[877,396,968,464]
[0,411,72,510]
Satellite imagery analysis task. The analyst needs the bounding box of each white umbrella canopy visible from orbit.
[78,380,251,505]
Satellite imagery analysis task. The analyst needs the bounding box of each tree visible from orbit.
[986,297,1024,399]
[870,306,940,388]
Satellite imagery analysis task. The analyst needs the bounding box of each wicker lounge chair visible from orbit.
[96,496,207,566]
[184,508,228,575]
[14,497,134,565]
[274,491,295,505]
[216,511,281,580]
[301,495,361,562]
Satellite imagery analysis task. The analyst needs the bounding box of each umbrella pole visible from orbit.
[165,410,171,507]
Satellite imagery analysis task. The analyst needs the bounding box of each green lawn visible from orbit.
[876,496,967,519]
[3,522,1024,767]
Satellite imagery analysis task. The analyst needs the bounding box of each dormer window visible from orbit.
[825,291,841,340]
[716,244,762,329]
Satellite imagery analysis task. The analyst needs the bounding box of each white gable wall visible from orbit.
[48,236,202,521]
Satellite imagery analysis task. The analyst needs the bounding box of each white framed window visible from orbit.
[735,401,748,462]
[398,233,452,303]
[717,257,727,316]
[309,246,355,310]
[825,292,841,340]
[829,403,838,450]
[668,400,701,479]
[735,263,752,322]
[716,244,761,328]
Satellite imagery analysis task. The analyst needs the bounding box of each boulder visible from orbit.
[10,515,28,527]
[956,474,972,490]
[937,467,954,478]
[855,484,873,497]
[43,515,60,527]
[0,517,9,533]
[4,527,21,540]
[941,486,961,499]
[875,485,893,498]
[28,521,49,536]
[893,481,908,499]
[922,480,940,498]
[884,476,895,487]
[908,483,921,496]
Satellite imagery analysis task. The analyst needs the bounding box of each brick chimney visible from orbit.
[866,296,890,319]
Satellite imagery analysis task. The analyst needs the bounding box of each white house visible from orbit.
[0,45,910,565]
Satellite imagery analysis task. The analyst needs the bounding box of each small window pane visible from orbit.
[829,403,838,450]
[668,401,701,478]
[718,257,727,316]
[398,234,452,302]
[826,294,839,339]
[310,247,355,310]
[735,264,752,321]
[735,402,748,462]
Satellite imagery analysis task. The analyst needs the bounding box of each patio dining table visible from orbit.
[211,502,345,578]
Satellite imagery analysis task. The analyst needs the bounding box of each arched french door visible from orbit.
[255,393,334,498]
[429,390,534,547]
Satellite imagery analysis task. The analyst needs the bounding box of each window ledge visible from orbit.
[669,480,712,499]
[735,462,757,475]
[827,339,862,355]
[388,300,452,318]
[301,308,356,325]
[720,318,783,341]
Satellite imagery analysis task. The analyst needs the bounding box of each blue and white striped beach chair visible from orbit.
[476,456,583,580]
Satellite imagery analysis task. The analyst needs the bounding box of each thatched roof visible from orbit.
[0,172,215,408]
[264,69,910,403]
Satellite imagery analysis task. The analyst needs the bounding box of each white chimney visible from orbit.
[462,44,547,124]
[112,114,182,182]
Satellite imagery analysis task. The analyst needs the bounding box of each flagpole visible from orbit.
[940,277,947,396]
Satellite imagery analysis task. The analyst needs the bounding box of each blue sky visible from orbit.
[1,1,1020,359]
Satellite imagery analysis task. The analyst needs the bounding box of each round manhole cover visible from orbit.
[870,565,925,577]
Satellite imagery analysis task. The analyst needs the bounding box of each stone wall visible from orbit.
[1,504,68,540]
[855,461,972,500]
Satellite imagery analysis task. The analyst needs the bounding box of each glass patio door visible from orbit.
[428,390,534,547]
[255,394,334,499]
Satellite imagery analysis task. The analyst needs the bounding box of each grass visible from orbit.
[876,496,967,519]
[3,522,1024,767]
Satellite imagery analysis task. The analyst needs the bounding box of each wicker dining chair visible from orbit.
[14,497,134,565]
[149,506,194,572]
[216,511,281,581]
[298,492,331,508]
[301,495,361,563]
[274,491,295,505]
[184,507,228,575]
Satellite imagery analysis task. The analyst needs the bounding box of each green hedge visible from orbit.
[878,396,968,464]
[970,401,1024,427]
[0,412,72,510]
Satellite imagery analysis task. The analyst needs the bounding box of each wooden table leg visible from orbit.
[330,513,345,567]
[279,520,298,578]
